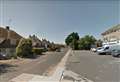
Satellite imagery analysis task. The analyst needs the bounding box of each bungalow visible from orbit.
[0,26,22,56]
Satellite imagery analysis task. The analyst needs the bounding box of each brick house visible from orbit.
[29,35,52,49]
[29,35,42,48]
[0,26,22,56]
[29,35,53,50]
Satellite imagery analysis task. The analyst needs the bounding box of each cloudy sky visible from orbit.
[0,0,119,43]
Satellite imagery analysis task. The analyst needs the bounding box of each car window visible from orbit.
[104,47,109,50]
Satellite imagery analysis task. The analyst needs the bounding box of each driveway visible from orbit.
[66,50,120,82]
[0,49,68,82]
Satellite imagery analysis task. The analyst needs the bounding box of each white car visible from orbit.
[97,46,111,55]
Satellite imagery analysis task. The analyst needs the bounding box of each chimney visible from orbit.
[6,26,10,30]
[6,26,10,39]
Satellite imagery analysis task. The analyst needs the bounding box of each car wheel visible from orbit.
[106,52,111,55]
[98,53,102,55]
[112,55,119,57]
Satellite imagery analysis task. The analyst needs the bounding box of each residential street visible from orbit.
[0,49,68,82]
[0,0,119,82]
[66,50,120,82]
[0,49,120,82]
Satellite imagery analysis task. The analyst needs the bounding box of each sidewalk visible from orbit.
[10,50,93,82]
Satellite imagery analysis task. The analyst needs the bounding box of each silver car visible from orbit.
[97,46,111,55]
[111,49,120,57]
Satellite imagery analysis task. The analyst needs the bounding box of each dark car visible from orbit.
[111,49,120,57]
[56,48,61,52]
[0,53,9,60]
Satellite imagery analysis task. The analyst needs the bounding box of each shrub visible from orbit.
[11,53,17,59]
[32,48,44,55]
[16,38,33,58]
[48,45,57,51]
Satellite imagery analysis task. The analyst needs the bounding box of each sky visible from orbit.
[0,0,119,44]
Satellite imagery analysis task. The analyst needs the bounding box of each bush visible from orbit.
[16,38,33,58]
[32,48,44,55]
[48,45,60,51]
[10,53,17,59]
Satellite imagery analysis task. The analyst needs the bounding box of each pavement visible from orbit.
[0,48,68,82]
[66,50,120,82]
[10,49,72,82]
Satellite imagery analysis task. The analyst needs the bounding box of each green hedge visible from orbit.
[32,48,44,55]
[16,38,33,58]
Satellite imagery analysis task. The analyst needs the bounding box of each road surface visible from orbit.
[0,49,68,82]
[66,50,120,82]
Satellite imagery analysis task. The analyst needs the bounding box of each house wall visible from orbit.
[10,39,18,45]
[0,27,22,56]
[102,31,120,42]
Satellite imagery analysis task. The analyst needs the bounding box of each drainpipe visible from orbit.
[6,26,10,56]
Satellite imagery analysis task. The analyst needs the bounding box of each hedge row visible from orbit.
[32,48,45,55]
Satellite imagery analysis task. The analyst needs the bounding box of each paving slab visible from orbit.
[10,73,34,82]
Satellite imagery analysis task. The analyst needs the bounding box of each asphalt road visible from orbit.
[0,49,68,82]
[66,50,120,82]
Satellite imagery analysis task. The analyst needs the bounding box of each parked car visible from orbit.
[0,53,9,60]
[97,46,111,55]
[56,48,61,52]
[90,48,97,52]
[111,44,120,57]
[111,49,120,57]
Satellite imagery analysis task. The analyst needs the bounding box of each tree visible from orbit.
[16,38,33,58]
[95,39,103,47]
[65,32,79,50]
[78,35,96,50]
[78,37,85,50]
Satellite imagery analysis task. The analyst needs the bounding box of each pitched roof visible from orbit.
[101,24,120,36]
[0,39,17,48]
[0,26,23,48]
[0,26,22,39]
